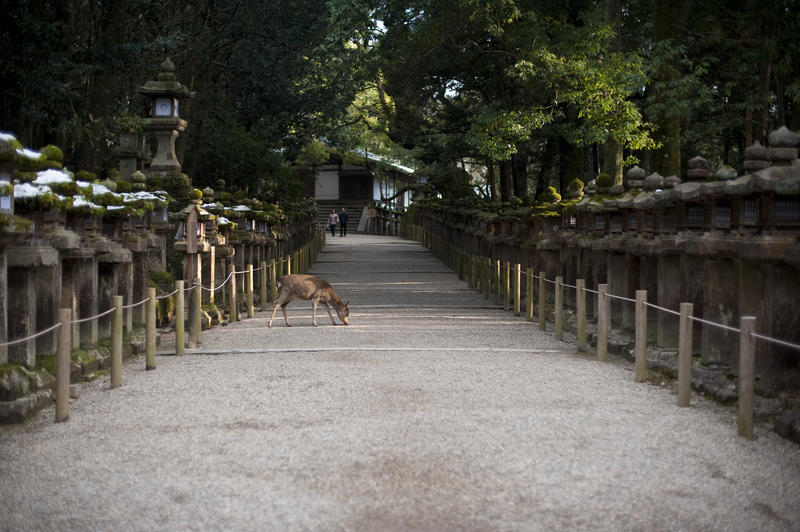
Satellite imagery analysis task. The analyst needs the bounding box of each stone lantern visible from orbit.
[138,58,194,174]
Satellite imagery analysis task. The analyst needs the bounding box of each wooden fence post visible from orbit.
[576,279,587,352]
[55,308,71,422]
[634,290,648,382]
[678,302,694,407]
[270,258,278,301]
[247,264,254,318]
[175,280,184,356]
[111,296,123,388]
[597,284,608,361]
[514,263,521,315]
[738,316,757,438]
[555,276,563,341]
[146,287,156,370]
[495,260,502,304]
[229,264,238,322]
[192,278,202,346]
[484,258,492,300]
[526,267,534,322]
[538,272,546,331]
[504,261,511,311]
[260,261,268,310]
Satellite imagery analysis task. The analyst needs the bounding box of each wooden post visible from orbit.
[677,302,694,407]
[55,308,71,422]
[175,280,184,356]
[495,260,502,304]
[192,278,202,346]
[538,272,546,331]
[145,287,156,370]
[260,261,268,310]
[576,279,587,352]
[513,263,521,315]
[229,264,238,322]
[597,284,608,361]
[555,275,563,341]
[270,258,278,301]
[111,296,122,388]
[484,258,492,300]
[634,290,648,382]
[526,267,534,322]
[247,264,254,318]
[504,261,511,311]
[738,316,756,438]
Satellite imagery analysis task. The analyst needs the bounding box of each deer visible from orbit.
[268,274,350,328]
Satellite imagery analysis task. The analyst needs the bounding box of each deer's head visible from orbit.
[336,301,350,325]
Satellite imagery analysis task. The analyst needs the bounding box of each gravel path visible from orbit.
[2,234,799,531]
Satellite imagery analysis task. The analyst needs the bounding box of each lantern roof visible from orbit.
[138,57,194,99]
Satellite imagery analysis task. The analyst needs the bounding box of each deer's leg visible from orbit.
[324,302,337,325]
[280,303,291,327]
[268,301,280,328]
[311,298,319,326]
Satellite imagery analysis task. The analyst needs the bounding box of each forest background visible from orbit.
[1,0,798,204]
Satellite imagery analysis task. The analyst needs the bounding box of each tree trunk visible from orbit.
[487,161,498,201]
[602,139,624,186]
[512,152,528,200]
[500,160,513,202]
[651,0,692,177]
[603,0,624,185]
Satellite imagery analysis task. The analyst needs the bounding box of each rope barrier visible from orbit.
[421,226,800,362]
[156,288,180,300]
[197,271,234,292]
[71,306,116,324]
[751,332,800,352]
[606,293,637,304]
[0,322,62,347]
[689,315,741,334]
[122,297,150,310]
[644,301,680,317]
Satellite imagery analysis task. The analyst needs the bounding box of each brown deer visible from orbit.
[268,274,350,328]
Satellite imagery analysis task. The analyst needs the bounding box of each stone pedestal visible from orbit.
[701,259,738,366]
[657,255,681,349]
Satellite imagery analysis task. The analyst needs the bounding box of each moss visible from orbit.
[149,270,176,285]
[40,144,64,162]
[0,363,34,401]
[14,170,36,182]
[536,186,562,205]
[74,170,97,182]
[49,181,82,196]
[36,355,57,375]
[595,173,612,188]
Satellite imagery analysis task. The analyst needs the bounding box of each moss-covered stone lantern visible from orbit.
[138,58,194,174]
[0,133,16,215]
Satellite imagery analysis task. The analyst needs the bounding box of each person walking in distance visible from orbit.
[327,209,338,237]
[339,207,349,237]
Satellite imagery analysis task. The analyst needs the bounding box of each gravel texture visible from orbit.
[1,234,799,531]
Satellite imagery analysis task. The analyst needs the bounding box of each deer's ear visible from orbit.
[345,301,350,307]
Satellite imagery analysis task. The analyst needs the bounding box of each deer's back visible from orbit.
[278,274,334,300]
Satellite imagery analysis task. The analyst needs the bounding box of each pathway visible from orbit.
[1,234,799,531]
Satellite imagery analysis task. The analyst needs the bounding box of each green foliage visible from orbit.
[295,141,331,168]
